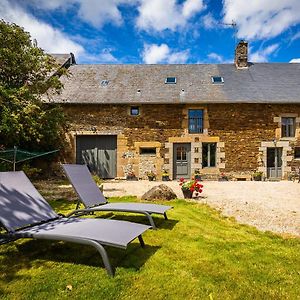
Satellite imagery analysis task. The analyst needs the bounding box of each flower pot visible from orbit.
[162,175,169,181]
[182,189,193,199]
[126,175,138,181]
[148,176,155,181]
[194,175,202,181]
[218,177,228,181]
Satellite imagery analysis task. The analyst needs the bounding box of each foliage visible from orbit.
[162,169,169,176]
[219,172,229,180]
[0,20,68,151]
[252,171,263,181]
[146,170,156,178]
[92,174,103,191]
[194,168,200,174]
[253,171,263,177]
[1,186,299,299]
[21,163,41,179]
[179,177,203,193]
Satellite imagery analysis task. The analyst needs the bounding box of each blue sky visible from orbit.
[1,0,300,64]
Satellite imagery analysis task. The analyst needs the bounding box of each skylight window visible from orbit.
[165,77,176,84]
[211,76,224,84]
[100,80,109,87]
[130,106,140,116]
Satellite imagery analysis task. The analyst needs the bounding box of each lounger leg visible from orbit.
[144,212,156,229]
[83,240,114,277]
[138,235,145,248]
[164,212,168,220]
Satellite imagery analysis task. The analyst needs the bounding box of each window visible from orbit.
[211,76,224,84]
[294,147,300,159]
[188,109,203,133]
[165,77,176,84]
[140,147,156,155]
[130,106,140,116]
[100,80,109,86]
[202,143,216,167]
[281,117,295,137]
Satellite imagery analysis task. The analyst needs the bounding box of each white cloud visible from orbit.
[168,50,190,64]
[202,13,218,29]
[80,49,119,63]
[290,58,300,63]
[137,0,204,32]
[77,0,123,27]
[249,44,279,62]
[291,31,300,42]
[97,48,119,63]
[223,0,300,40]
[142,44,189,64]
[183,0,204,18]
[142,44,170,64]
[25,0,139,28]
[15,0,204,31]
[207,52,223,62]
[0,0,84,55]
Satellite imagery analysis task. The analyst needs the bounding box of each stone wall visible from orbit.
[63,103,300,178]
[207,103,300,174]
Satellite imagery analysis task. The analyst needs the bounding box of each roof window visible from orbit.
[211,76,224,84]
[130,106,140,116]
[100,80,109,87]
[165,77,176,84]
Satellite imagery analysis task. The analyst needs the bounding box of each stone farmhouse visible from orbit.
[49,41,300,180]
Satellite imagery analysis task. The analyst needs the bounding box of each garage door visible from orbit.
[76,135,117,179]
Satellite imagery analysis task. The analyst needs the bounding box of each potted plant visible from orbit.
[162,169,170,181]
[218,172,229,181]
[193,169,202,181]
[126,170,138,181]
[146,170,156,181]
[179,178,203,199]
[252,171,263,181]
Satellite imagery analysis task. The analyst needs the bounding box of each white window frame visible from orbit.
[211,76,224,84]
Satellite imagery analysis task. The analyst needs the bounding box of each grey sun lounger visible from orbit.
[0,171,150,276]
[62,164,173,229]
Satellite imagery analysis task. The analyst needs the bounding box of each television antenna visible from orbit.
[220,20,237,45]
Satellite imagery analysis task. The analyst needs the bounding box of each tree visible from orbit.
[0,20,67,151]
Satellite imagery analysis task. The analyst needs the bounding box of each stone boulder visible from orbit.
[141,184,177,201]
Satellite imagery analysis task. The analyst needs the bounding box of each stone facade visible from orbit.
[63,103,300,180]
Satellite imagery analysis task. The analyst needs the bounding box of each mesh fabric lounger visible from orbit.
[0,171,150,277]
[62,164,173,229]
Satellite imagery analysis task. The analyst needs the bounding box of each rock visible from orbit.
[141,184,177,201]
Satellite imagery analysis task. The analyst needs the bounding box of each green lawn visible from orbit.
[0,184,299,299]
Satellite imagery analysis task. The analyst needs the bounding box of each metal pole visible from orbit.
[13,146,17,171]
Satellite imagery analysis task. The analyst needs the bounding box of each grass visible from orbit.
[0,181,300,300]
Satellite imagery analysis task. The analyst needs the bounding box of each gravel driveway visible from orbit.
[103,180,300,237]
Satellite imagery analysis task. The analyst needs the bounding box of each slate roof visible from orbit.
[47,62,300,104]
[50,54,72,66]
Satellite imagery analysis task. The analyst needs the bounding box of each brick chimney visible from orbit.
[235,40,248,69]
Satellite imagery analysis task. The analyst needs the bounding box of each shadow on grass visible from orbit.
[0,238,159,282]
[95,213,179,230]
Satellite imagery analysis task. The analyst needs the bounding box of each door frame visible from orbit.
[173,143,191,179]
[267,147,283,179]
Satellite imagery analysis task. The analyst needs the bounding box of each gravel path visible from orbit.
[103,180,300,237]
